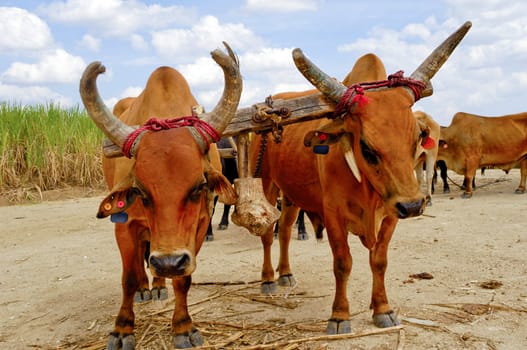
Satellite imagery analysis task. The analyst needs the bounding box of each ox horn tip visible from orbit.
[292,48,304,59]
[85,61,106,75]
[221,41,239,67]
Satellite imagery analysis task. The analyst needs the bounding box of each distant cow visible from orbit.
[250,22,471,334]
[80,44,242,348]
[438,111,527,198]
[413,111,440,205]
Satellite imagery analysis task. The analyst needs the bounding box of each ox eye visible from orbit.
[360,140,379,165]
[189,182,208,202]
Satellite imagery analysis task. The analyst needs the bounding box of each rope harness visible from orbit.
[333,70,426,117]
[122,116,221,158]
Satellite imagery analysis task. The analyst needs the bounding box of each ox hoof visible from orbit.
[425,196,432,207]
[173,328,203,348]
[326,319,352,334]
[152,287,168,300]
[107,333,136,350]
[217,223,228,230]
[443,188,450,194]
[515,188,525,194]
[205,234,214,242]
[261,281,277,294]
[278,274,297,287]
[461,192,472,199]
[134,289,152,303]
[297,231,308,240]
[373,311,400,328]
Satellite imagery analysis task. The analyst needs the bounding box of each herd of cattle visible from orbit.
[77,20,526,349]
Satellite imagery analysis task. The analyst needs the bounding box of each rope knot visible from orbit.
[122,116,220,158]
[333,70,427,117]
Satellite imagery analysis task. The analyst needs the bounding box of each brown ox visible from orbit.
[249,22,471,334]
[79,44,242,349]
[413,111,440,205]
[438,111,527,198]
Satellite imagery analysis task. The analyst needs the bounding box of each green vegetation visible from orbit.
[0,102,105,201]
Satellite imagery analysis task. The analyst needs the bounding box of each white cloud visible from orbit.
[120,86,142,99]
[130,34,149,51]
[0,7,53,51]
[245,0,319,12]
[39,0,196,37]
[151,16,263,62]
[79,34,100,52]
[2,49,86,84]
[0,82,71,106]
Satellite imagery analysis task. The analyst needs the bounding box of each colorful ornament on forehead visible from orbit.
[422,136,436,150]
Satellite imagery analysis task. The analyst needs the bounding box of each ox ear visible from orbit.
[303,119,346,147]
[417,119,436,150]
[97,187,141,219]
[96,173,142,219]
[205,167,237,205]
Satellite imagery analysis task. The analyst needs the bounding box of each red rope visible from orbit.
[122,116,220,158]
[333,70,426,116]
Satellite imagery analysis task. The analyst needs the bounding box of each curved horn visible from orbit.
[79,62,135,149]
[292,48,347,104]
[198,41,243,136]
[293,21,472,102]
[410,21,472,98]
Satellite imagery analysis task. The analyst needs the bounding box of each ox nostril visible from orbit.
[149,253,191,277]
[396,199,424,219]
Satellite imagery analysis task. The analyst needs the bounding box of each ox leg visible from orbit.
[205,196,219,241]
[260,226,277,294]
[425,156,436,206]
[366,216,400,328]
[171,276,203,348]
[217,204,231,230]
[515,159,527,194]
[461,168,476,198]
[324,220,352,334]
[436,160,450,193]
[139,240,168,301]
[107,223,144,350]
[260,183,279,294]
[134,238,152,302]
[296,209,308,240]
[416,162,432,206]
[276,201,298,287]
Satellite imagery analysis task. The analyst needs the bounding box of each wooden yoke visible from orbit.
[231,133,280,236]
[101,92,335,157]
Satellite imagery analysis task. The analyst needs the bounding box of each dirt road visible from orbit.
[1,169,526,349]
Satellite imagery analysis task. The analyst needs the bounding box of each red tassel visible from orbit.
[351,93,369,107]
[422,136,436,150]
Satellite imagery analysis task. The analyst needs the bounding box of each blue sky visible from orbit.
[1,0,526,126]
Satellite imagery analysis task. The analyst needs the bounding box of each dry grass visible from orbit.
[0,102,105,203]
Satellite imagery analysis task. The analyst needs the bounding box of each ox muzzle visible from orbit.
[149,250,194,277]
[396,198,425,219]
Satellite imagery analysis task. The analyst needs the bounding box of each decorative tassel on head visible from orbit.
[421,136,436,150]
[350,86,369,108]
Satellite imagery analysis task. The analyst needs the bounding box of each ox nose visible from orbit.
[149,253,191,277]
[396,199,425,219]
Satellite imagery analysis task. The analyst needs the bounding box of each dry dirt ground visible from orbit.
[1,169,527,350]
